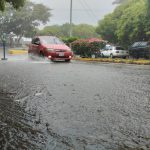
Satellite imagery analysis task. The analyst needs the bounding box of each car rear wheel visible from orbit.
[28,52,32,57]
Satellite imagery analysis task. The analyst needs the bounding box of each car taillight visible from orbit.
[116,51,119,53]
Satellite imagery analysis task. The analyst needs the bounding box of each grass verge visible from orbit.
[9,49,28,55]
[73,57,150,65]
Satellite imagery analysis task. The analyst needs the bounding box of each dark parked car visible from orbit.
[28,36,73,62]
[129,41,150,59]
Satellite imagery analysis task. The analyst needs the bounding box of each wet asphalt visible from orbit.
[0,52,150,150]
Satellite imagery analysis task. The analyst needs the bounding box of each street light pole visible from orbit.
[1,33,7,60]
[2,41,6,60]
[70,0,73,37]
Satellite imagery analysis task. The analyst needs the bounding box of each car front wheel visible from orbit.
[65,59,71,62]
[101,54,104,58]
[40,52,44,58]
[110,54,113,58]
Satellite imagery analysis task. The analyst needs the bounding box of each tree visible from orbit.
[96,0,150,47]
[0,0,25,11]
[0,1,51,40]
[73,24,99,38]
[96,3,128,43]
[116,0,147,46]
[112,0,127,4]
[38,23,99,39]
[145,0,150,39]
[96,14,118,43]
[38,25,61,36]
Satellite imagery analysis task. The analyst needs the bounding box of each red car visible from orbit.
[28,36,73,62]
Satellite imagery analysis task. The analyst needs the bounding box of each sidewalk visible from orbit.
[0,47,28,61]
[0,47,8,58]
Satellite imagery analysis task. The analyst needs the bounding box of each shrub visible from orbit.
[71,38,106,57]
[62,37,79,46]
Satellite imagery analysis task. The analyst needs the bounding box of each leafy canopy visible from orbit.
[38,23,100,39]
[96,0,150,47]
[0,0,25,11]
[0,1,51,37]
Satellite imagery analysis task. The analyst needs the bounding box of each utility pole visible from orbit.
[70,0,73,37]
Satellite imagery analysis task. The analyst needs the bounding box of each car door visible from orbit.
[29,38,36,54]
[101,49,108,57]
[107,46,113,56]
[138,42,147,58]
[32,38,41,56]
[30,38,38,55]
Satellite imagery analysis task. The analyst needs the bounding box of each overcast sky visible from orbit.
[31,0,116,26]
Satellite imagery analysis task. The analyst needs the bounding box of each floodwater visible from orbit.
[0,53,150,150]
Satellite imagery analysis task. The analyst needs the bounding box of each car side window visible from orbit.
[104,46,112,50]
[34,38,40,45]
[139,42,147,47]
[116,47,124,50]
[109,47,112,50]
[132,42,140,48]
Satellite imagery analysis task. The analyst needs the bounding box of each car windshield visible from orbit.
[139,42,148,47]
[131,42,141,47]
[104,45,112,50]
[40,36,64,45]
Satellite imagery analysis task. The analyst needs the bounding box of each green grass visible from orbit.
[73,57,150,65]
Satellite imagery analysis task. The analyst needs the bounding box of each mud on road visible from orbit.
[0,57,150,150]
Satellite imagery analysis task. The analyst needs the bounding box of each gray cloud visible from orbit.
[31,0,116,25]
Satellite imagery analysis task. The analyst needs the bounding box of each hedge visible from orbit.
[71,38,105,57]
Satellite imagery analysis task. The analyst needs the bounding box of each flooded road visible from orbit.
[0,53,150,149]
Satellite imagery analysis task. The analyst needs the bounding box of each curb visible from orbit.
[73,58,150,65]
[9,49,28,55]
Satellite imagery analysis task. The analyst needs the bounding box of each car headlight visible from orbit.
[47,48,55,52]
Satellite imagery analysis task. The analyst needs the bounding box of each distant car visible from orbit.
[28,36,73,62]
[129,41,150,59]
[101,45,129,58]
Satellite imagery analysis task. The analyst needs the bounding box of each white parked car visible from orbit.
[101,45,129,58]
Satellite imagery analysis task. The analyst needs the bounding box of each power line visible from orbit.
[82,0,98,19]
[78,0,98,23]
